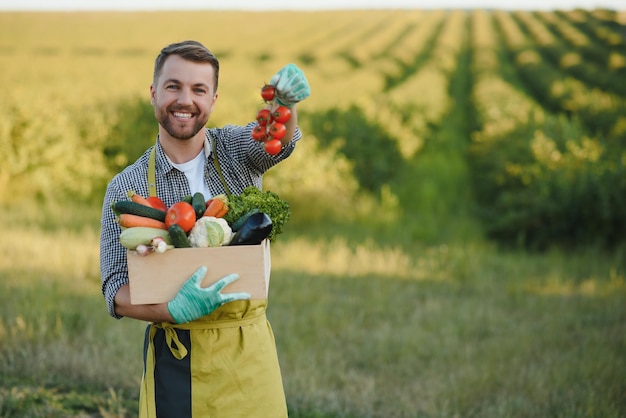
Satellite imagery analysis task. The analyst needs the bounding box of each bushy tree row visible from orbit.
[469,10,626,249]
[527,11,626,96]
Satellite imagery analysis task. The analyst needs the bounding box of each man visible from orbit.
[99,40,310,417]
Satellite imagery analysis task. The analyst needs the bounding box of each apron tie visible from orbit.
[149,310,267,360]
[150,323,188,360]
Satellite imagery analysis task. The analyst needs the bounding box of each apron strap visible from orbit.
[148,146,157,197]
[208,131,232,196]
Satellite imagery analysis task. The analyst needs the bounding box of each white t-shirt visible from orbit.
[169,149,212,200]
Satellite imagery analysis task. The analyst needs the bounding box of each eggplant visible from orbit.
[231,208,261,232]
[229,212,273,245]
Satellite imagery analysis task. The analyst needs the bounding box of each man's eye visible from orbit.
[194,88,207,94]
[166,85,179,90]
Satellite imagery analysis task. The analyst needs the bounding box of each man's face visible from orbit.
[150,55,218,140]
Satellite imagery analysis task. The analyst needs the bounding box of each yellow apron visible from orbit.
[139,300,287,418]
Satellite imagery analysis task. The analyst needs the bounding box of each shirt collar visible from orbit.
[203,129,212,159]
[154,128,212,173]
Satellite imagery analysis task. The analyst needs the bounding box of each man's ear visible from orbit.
[209,93,219,113]
[150,84,156,105]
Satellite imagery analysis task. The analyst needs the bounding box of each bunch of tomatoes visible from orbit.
[252,84,292,155]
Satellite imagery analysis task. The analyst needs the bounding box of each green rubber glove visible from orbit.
[167,266,251,324]
[269,63,311,108]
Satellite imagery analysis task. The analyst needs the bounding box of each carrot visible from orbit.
[127,190,153,208]
[118,214,167,230]
[204,198,225,217]
[214,205,229,218]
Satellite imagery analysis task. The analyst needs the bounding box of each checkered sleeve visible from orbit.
[99,149,156,319]
[209,123,302,195]
[99,174,132,318]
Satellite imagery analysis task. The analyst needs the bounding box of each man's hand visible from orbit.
[270,63,311,108]
[167,266,251,324]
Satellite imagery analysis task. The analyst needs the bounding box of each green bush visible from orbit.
[102,97,158,175]
[308,106,404,195]
[470,113,626,249]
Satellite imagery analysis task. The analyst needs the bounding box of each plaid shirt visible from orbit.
[99,123,300,318]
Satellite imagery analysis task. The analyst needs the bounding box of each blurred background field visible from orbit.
[0,8,625,418]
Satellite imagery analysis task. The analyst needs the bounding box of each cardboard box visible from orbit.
[127,240,271,305]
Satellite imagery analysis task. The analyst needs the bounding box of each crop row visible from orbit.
[495,10,626,140]
[469,9,626,248]
[561,9,626,53]
[359,10,462,159]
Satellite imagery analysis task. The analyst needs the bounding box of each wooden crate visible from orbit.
[127,240,270,305]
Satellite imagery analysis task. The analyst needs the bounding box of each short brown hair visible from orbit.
[153,40,220,91]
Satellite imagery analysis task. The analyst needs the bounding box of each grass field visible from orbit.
[1,8,625,418]
[1,214,624,417]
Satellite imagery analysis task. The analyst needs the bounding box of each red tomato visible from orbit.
[256,108,272,126]
[251,125,268,142]
[272,106,291,123]
[269,122,287,140]
[165,201,196,233]
[260,84,276,102]
[264,139,283,155]
[146,196,167,212]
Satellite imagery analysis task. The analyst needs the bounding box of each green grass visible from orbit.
[273,266,625,417]
[0,216,624,417]
[0,274,144,417]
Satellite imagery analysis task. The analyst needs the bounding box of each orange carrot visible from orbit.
[127,190,153,208]
[118,214,167,230]
[204,198,225,217]
[214,205,229,218]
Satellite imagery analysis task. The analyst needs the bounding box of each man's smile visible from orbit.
[173,111,193,119]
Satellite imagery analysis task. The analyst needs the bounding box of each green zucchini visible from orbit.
[119,227,171,250]
[182,194,193,204]
[192,192,206,220]
[169,224,191,248]
[231,208,261,232]
[113,200,167,222]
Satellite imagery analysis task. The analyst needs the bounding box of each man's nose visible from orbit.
[177,88,193,105]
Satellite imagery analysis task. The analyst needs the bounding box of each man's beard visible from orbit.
[157,107,207,140]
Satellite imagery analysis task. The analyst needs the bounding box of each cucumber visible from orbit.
[182,194,193,204]
[169,224,191,248]
[119,227,171,250]
[192,192,206,220]
[113,200,167,222]
[231,208,261,232]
